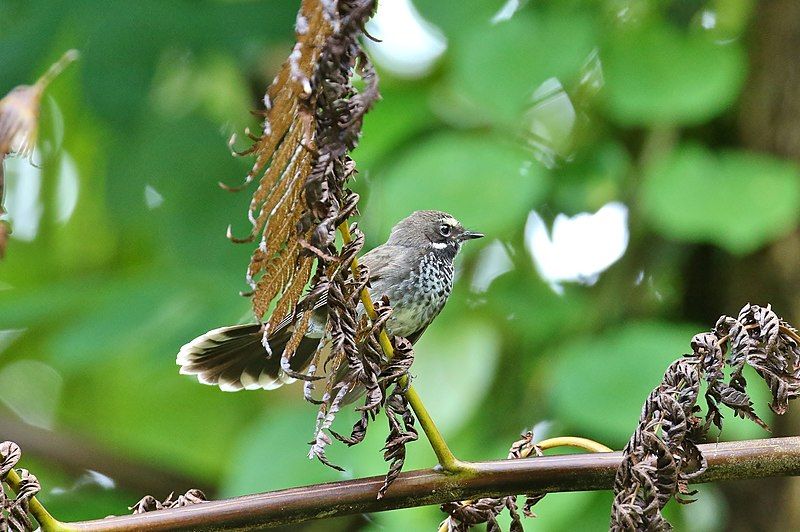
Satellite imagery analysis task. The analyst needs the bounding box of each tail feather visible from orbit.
[177,323,316,392]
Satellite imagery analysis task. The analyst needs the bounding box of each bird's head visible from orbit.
[387,210,483,256]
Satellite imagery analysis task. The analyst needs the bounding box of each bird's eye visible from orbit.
[439,223,451,237]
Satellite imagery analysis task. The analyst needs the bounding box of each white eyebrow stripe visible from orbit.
[441,217,458,226]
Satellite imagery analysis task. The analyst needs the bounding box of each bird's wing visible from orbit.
[360,244,404,283]
[270,289,328,333]
[265,244,397,333]
[405,324,428,345]
[270,244,410,338]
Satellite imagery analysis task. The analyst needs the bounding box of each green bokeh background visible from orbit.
[2,0,799,530]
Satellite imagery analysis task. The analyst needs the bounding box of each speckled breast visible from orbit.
[381,251,454,338]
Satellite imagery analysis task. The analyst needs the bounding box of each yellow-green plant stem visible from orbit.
[537,437,613,454]
[5,468,71,532]
[338,222,471,473]
[437,436,613,531]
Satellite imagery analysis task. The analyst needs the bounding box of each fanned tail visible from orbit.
[176,324,317,392]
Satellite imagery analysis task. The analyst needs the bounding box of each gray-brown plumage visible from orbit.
[176,211,483,392]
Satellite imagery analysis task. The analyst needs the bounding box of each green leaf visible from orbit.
[220,407,344,497]
[364,132,546,239]
[367,505,446,532]
[641,144,800,254]
[411,0,508,38]
[412,316,501,434]
[548,322,700,445]
[550,141,631,213]
[20,455,136,521]
[353,82,437,173]
[602,22,746,125]
[449,10,596,123]
[58,350,264,483]
[548,321,774,446]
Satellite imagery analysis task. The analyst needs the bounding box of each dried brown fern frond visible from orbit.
[129,489,207,514]
[1,441,43,532]
[227,0,378,330]
[227,0,420,492]
[378,369,417,499]
[610,303,800,531]
[307,232,380,470]
[0,49,79,258]
[439,432,542,532]
[320,299,418,496]
[300,234,418,495]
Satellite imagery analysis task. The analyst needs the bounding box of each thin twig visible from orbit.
[538,437,613,453]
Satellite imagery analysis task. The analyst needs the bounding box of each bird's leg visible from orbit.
[338,223,473,474]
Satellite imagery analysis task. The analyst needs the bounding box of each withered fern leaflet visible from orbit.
[439,432,543,532]
[611,303,800,530]
[224,0,417,494]
[0,441,47,531]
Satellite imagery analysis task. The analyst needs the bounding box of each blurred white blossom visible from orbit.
[525,202,629,294]
[365,0,446,78]
[144,184,164,209]
[492,0,527,24]
[471,239,514,293]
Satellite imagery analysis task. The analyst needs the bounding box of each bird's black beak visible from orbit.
[459,230,484,241]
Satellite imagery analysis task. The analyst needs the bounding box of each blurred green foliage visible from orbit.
[642,145,800,253]
[602,21,746,125]
[1,0,796,530]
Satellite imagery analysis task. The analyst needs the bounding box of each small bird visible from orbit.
[177,211,483,392]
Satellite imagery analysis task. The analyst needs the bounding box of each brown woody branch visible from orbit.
[61,437,800,531]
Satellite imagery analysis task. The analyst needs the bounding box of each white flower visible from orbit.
[471,239,514,293]
[525,202,629,294]
[365,0,446,78]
